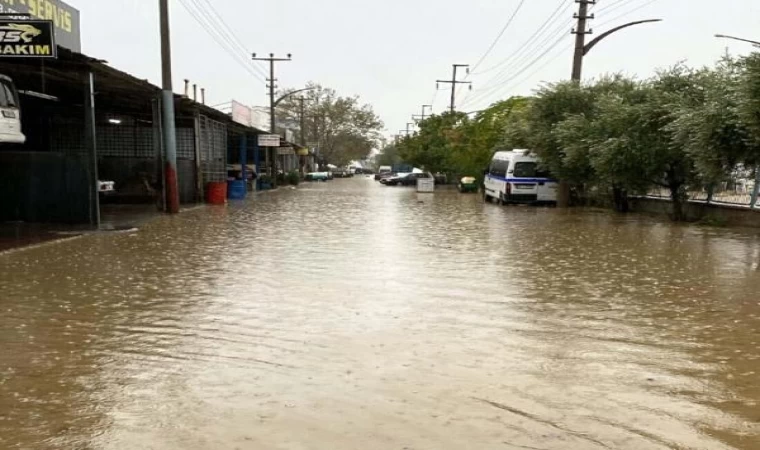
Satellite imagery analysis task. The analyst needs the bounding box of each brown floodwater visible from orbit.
[1,177,759,449]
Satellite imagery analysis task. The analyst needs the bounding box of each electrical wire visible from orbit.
[597,0,661,28]
[194,0,269,78]
[459,1,572,107]
[462,17,572,107]
[464,32,568,107]
[184,0,268,79]
[470,0,528,73]
[467,41,572,111]
[473,0,570,75]
[177,0,267,83]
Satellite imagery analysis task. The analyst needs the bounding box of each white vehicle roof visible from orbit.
[492,149,537,161]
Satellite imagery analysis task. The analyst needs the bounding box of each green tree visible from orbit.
[736,53,760,206]
[396,112,468,173]
[277,83,383,166]
[374,143,401,168]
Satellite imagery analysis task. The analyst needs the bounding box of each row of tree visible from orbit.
[388,53,760,220]
[277,83,383,167]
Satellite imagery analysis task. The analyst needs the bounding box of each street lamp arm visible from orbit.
[583,19,663,56]
[274,87,316,108]
[715,34,760,47]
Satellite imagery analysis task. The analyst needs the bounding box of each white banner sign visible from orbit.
[258,134,281,147]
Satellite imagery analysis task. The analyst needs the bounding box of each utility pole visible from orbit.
[297,96,306,147]
[159,0,179,213]
[412,104,432,122]
[406,122,416,135]
[437,64,471,113]
[298,96,306,174]
[571,0,595,82]
[252,52,291,187]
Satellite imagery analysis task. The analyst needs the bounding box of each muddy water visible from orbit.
[1,178,759,450]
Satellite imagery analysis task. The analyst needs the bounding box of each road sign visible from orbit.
[258,134,281,147]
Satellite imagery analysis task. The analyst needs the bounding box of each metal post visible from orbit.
[253,136,261,191]
[85,72,100,228]
[160,0,180,213]
[751,166,760,208]
[450,65,458,114]
[152,97,166,211]
[240,133,248,193]
[268,58,277,187]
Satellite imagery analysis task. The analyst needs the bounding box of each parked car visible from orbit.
[375,166,392,180]
[305,172,330,181]
[382,172,432,186]
[98,180,116,196]
[458,176,479,193]
[331,168,352,178]
[0,74,25,145]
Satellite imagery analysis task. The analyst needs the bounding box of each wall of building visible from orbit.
[0,151,91,223]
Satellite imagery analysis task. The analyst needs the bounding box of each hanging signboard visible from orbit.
[0,0,80,52]
[0,19,56,58]
[277,147,295,156]
[258,134,281,147]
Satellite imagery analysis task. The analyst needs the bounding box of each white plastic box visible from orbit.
[417,178,435,193]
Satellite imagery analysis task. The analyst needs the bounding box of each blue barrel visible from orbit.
[227,180,247,200]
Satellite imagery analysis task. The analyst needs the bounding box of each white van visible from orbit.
[0,74,25,144]
[483,150,557,205]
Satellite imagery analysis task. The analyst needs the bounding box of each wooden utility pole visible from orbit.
[159,0,179,213]
[437,65,471,113]
[252,52,291,187]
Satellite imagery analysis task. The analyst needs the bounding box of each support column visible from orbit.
[84,72,100,228]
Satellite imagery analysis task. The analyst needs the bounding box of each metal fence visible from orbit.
[646,168,758,209]
[199,115,227,183]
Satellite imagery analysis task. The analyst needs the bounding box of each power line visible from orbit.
[597,0,661,27]
[194,0,269,78]
[177,0,267,83]
[470,0,528,73]
[597,0,628,14]
[464,32,568,107]
[185,0,268,79]
[473,0,570,75]
[463,17,572,107]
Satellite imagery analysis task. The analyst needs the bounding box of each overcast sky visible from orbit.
[70,0,759,137]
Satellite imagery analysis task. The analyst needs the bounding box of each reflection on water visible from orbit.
[1,177,759,449]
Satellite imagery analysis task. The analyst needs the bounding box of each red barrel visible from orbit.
[205,182,227,205]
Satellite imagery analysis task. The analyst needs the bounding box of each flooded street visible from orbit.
[2,177,760,450]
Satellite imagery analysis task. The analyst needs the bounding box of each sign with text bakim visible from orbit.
[258,134,281,147]
[0,0,81,52]
[0,20,56,58]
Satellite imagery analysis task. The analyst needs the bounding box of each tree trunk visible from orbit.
[612,186,629,213]
[669,183,686,221]
[557,180,571,208]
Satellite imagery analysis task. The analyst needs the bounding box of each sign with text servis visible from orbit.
[0,19,55,57]
[0,0,80,52]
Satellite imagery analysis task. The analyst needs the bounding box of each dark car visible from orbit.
[331,168,352,178]
[382,172,432,186]
[375,172,395,181]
